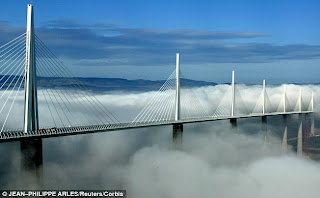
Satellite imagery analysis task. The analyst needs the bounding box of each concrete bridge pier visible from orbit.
[297,120,303,156]
[230,118,237,128]
[282,114,287,123]
[261,116,268,149]
[173,124,183,149]
[261,116,267,123]
[282,126,288,154]
[261,116,267,131]
[262,116,267,144]
[295,113,304,156]
[229,118,238,136]
[311,114,315,136]
[229,118,238,134]
[281,115,288,154]
[20,139,43,188]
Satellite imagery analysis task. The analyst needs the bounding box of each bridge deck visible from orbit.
[0,111,312,143]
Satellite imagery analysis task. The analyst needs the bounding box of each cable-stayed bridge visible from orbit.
[0,5,315,184]
[0,36,314,142]
[0,5,314,143]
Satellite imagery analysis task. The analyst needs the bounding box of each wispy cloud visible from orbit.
[1,19,320,68]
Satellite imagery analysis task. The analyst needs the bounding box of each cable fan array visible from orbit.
[0,33,121,132]
[214,84,314,118]
[0,33,26,132]
[213,84,250,117]
[132,70,209,125]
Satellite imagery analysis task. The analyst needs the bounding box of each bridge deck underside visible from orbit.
[0,111,312,143]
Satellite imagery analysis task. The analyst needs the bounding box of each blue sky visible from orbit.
[1,0,320,83]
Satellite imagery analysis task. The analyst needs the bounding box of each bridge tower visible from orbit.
[231,70,235,117]
[173,53,183,148]
[230,71,237,127]
[24,4,39,133]
[20,4,42,187]
[175,53,180,122]
[261,79,267,124]
[262,80,266,115]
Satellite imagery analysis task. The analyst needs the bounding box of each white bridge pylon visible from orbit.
[132,53,209,124]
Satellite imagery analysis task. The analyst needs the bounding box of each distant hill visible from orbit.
[0,75,217,92]
[37,77,218,91]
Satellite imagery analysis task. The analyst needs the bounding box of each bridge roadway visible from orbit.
[0,111,313,143]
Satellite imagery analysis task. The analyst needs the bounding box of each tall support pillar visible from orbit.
[310,92,314,136]
[24,4,39,133]
[262,116,267,127]
[303,114,310,156]
[21,4,42,187]
[311,114,315,136]
[282,126,288,154]
[262,116,267,148]
[173,53,183,148]
[281,115,288,154]
[173,124,183,149]
[230,118,237,128]
[20,139,43,187]
[297,120,303,156]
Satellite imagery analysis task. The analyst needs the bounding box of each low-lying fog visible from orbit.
[0,84,320,198]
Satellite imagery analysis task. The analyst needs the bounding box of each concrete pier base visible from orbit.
[20,139,43,187]
[262,116,268,148]
[173,124,183,150]
[297,121,303,156]
[230,118,237,128]
[282,126,288,154]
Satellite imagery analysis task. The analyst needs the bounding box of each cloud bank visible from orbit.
[0,84,320,198]
[0,83,317,128]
